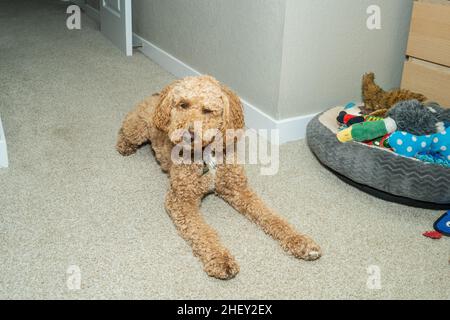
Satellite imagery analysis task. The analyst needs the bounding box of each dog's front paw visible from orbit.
[284,235,322,261]
[116,136,137,156]
[204,252,240,280]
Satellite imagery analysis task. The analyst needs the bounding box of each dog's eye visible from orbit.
[202,108,213,114]
[179,102,189,109]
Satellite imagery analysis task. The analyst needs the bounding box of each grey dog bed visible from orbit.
[307,107,450,208]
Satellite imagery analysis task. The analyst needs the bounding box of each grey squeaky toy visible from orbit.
[386,100,449,136]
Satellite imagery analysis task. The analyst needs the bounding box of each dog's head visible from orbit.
[153,75,244,146]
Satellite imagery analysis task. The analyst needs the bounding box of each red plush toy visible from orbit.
[337,111,365,126]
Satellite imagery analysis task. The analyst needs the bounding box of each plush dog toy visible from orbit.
[337,118,397,143]
[337,111,382,127]
[389,130,450,161]
[387,100,448,136]
[336,99,450,142]
[362,72,427,116]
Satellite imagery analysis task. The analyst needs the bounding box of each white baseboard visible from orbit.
[132,33,316,143]
[0,116,8,168]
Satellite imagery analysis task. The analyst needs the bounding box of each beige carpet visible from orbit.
[0,0,448,300]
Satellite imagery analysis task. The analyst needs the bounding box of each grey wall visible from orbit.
[132,0,413,120]
[278,0,414,118]
[132,0,287,118]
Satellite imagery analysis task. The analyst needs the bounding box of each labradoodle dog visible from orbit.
[116,75,321,280]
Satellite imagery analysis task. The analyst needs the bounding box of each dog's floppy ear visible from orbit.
[221,85,245,131]
[153,83,175,132]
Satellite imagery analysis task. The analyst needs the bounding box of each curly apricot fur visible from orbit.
[116,76,321,280]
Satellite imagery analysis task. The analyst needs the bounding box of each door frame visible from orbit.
[100,0,133,56]
[71,1,132,56]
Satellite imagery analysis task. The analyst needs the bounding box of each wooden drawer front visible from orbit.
[401,58,450,107]
[406,2,450,67]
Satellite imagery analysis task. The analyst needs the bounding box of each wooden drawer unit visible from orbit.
[407,1,450,67]
[402,58,450,106]
[401,1,450,107]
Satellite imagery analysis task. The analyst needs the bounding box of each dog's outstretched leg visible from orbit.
[216,165,322,261]
[116,101,152,156]
[166,164,239,280]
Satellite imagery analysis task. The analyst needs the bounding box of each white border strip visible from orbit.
[132,34,316,144]
[0,116,8,168]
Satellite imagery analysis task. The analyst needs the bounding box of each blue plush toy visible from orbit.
[389,130,450,161]
[434,211,450,237]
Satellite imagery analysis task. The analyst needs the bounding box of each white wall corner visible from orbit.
[0,116,9,168]
[133,33,316,144]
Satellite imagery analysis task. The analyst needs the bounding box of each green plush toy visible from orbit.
[337,118,397,143]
